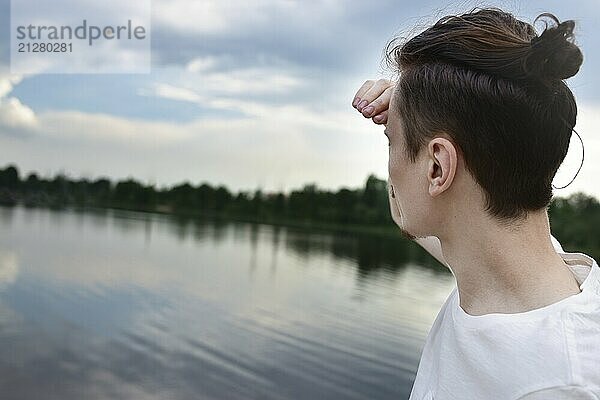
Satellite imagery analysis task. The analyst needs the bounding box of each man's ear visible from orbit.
[427,137,457,197]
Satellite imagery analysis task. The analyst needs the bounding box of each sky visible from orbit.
[0,0,599,198]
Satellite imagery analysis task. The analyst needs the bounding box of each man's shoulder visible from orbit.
[413,306,600,400]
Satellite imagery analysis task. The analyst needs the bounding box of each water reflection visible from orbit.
[0,250,18,288]
[0,206,454,399]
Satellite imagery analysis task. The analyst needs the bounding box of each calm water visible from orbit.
[0,206,454,400]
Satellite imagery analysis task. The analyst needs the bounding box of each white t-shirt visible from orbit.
[409,236,600,400]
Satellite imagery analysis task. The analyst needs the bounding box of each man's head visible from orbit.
[384,8,583,238]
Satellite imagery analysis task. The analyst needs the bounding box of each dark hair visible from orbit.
[385,8,583,223]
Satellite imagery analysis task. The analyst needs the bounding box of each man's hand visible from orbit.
[351,78,395,125]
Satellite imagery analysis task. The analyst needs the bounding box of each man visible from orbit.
[352,8,599,400]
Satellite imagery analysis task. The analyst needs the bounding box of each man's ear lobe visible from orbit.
[427,138,457,197]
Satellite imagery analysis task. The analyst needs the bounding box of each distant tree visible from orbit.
[362,174,389,224]
[335,188,358,224]
[196,183,216,211]
[250,189,264,217]
[113,179,154,208]
[170,182,195,210]
[269,192,286,216]
[0,165,19,190]
[214,186,232,212]
[90,178,112,204]
[24,173,41,192]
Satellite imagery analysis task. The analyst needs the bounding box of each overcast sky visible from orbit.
[0,0,599,199]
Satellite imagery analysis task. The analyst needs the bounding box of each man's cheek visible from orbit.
[388,165,401,188]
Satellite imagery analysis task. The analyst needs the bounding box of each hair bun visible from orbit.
[525,13,583,82]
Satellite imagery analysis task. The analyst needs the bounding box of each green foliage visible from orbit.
[0,165,19,189]
[1,164,598,262]
[548,193,600,259]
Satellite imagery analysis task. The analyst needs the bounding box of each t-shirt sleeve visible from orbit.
[517,386,598,400]
[550,234,564,252]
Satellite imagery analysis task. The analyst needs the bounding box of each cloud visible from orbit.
[0,72,23,98]
[195,67,303,95]
[148,0,406,74]
[136,62,315,120]
[151,83,203,104]
[37,110,194,144]
[156,61,306,100]
[0,67,37,132]
[153,0,344,35]
[0,97,37,130]
[186,56,218,73]
[145,81,363,135]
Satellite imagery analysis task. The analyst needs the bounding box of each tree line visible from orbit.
[0,164,598,261]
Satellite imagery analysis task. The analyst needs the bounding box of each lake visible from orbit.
[0,206,455,399]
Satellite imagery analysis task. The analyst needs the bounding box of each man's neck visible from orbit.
[439,210,581,316]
